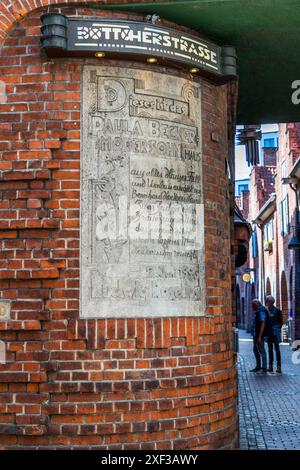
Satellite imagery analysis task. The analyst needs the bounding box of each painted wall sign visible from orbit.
[41,14,237,79]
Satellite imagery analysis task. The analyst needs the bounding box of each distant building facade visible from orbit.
[235,178,250,197]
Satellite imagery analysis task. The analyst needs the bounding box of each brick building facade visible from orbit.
[0,2,239,450]
[236,124,300,341]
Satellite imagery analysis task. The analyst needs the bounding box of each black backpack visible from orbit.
[263,309,273,338]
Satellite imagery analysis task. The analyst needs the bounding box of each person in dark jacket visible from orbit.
[250,299,268,373]
[265,295,283,373]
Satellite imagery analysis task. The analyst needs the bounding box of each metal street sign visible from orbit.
[41,14,237,80]
[69,19,221,73]
[242,273,251,283]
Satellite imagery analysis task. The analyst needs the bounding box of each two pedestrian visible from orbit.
[250,297,283,374]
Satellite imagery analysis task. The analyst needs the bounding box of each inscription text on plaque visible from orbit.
[80,66,205,317]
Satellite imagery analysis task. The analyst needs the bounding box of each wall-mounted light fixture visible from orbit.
[95,52,106,58]
[146,57,158,64]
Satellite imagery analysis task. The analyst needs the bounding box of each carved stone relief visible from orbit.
[81,66,205,317]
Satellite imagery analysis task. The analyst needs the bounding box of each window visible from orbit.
[264,219,274,241]
[281,160,287,197]
[263,137,278,148]
[238,184,249,195]
[280,195,290,236]
[251,229,258,258]
[283,196,290,234]
[263,138,275,148]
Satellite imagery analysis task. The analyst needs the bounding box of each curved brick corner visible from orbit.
[0,5,238,450]
[0,0,174,48]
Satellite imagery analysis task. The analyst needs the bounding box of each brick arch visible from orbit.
[289,267,293,302]
[265,277,271,296]
[236,284,241,326]
[281,271,288,323]
[0,0,150,47]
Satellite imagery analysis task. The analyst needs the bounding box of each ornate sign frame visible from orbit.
[41,14,237,82]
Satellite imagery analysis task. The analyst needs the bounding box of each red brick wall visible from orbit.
[263,148,277,167]
[0,5,238,450]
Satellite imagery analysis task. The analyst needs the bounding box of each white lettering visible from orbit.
[162,35,171,47]
[211,51,217,63]
[112,27,123,40]
[291,80,300,105]
[126,30,142,42]
[142,31,153,44]
[101,26,112,40]
[292,340,300,363]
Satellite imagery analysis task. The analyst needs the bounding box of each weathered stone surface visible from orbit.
[0,301,10,321]
[80,66,205,317]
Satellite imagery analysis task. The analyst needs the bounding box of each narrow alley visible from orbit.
[238,330,300,449]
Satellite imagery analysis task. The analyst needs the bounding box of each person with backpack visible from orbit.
[250,299,271,374]
[265,295,283,373]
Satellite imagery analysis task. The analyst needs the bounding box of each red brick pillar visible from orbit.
[0,6,238,450]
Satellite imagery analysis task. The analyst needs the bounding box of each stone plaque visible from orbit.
[80,66,205,317]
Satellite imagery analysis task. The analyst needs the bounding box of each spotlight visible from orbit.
[147,57,158,64]
[95,52,106,58]
[189,67,199,74]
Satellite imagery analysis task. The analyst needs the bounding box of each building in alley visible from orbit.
[236,124,300,343]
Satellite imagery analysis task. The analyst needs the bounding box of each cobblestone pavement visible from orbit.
[238,330,300,450]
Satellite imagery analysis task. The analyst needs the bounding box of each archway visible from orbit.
[281,271,289,323]
[276,285,281,313]
[245,283,256,333]
[251,283,256,300]
[236,284,242,328]
[266,277,271,296]
[289,267,293,315]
